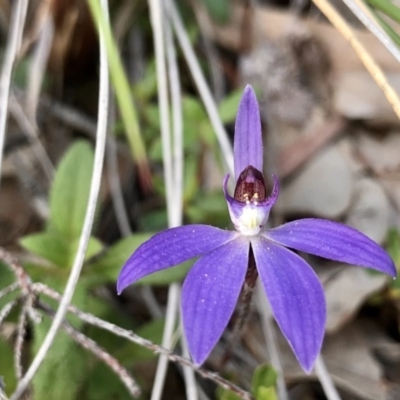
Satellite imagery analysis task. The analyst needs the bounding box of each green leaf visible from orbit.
[251,364,277,391]
[202,0,230,23]
[251,364,278,400]
[366,0,400,23]
[255,387,278,400]
[122,318,165,361]
[20,232,103,269]
[32,284,88,400]
[32,318,87,400]
[87,233,192,286]
[138,261,191,286]
[49,141,94,239]
[20,231,70,268]
[216,387,241,400]
[87,0,148,169]
[218,89,243,123]
[0,338,17,395]
[88,233,152,280]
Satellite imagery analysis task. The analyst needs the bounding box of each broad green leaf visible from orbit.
[186,191,229,227]
[50,141,94,239]
[70,236,104,264]
[218,89,243,123]
[20,231,70,268]
[202,0,230,23]
[88,233,192,286]
[88,233,152,280]
[216,386,241,400]
[32,318,87,400]
[138,261,191,286]
[32,284,87,400]
[0,338,17,395]
[251,364,278,400]
[86,361,132,400]
[118,318,165,362]
[20,232,103,269]
[255,387,278,400]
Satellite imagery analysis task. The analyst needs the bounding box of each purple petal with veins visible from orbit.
[252,237,326,372]
[234,85,263,180]
[182,237,249,365]
[264,218,396,277]
[117,225,239,294]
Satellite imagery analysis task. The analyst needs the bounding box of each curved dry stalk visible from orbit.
[312,0,400,120]
[36,301,141,398]
[0,283,19,300]
[166,0,234,175]
[0,300,19,328]
[315,355,342,400]
[26,15,54,121]
[10,0,110,398]
[32,282,253,400]
[340,0,400,64]
[255,285,289,400]
[0,0,28,182]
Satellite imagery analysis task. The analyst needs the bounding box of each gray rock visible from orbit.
[275,145,353,218]
[346,177,390,244]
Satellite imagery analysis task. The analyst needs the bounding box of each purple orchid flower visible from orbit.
[117,85,396,372]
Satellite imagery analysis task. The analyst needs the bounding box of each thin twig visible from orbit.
[0,300,19,329]
[32,283,253,400]
[0,0,28,182]
[9,93,55,180]
[10,0,110,397]
[36,301,141,398]
[311,0,400,120]
[106,96,132,237]
[190,0,225,102]
[164,5,199,398]
[14,296,31,381]
[315,355,342,400]
[148,0,186,399]
[0,248,31,295]
[150,283,181,400]
[26,14,54,121]
[166,0,234,176]
[0,283,19,301]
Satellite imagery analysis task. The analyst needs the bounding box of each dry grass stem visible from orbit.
[312,0,400,120]
[37,301,141,398]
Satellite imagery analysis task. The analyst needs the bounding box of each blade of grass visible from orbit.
[9,0,110,397]
[371,9,400,47]
[166,0,234,176]
[340,0,400,63]
[365,0,400,23]
[147,0,179,398]
[88,0,152,189]
[0,0,28,186]
[312,0,400,120]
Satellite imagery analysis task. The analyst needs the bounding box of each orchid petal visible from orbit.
[264,218,396,277]
[182,237,249,365]
[223,174,280,235]
[117,225,239,294]
[252,237,326,372]
[234,85,263,180]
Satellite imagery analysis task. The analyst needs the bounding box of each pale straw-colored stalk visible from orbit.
[10,0,109,397]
